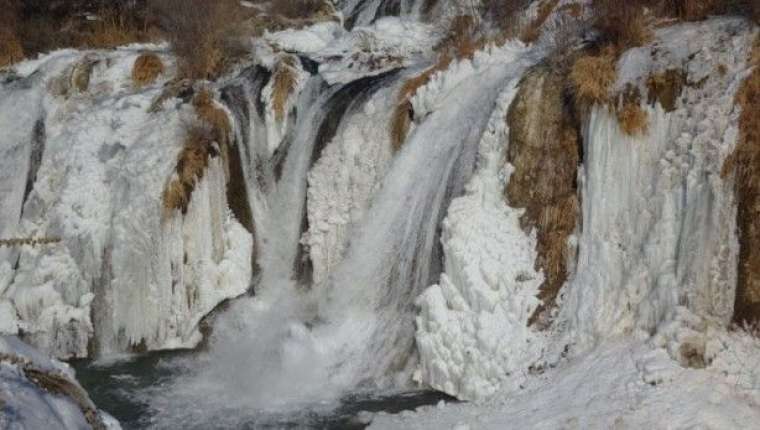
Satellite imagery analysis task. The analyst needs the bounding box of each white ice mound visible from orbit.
[415,77,546,401]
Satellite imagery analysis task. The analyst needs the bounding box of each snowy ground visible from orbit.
[370,337,760,429]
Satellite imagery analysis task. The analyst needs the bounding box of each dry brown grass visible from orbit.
[193,87,232,174]
[520,0,560,43]
[558,2,584,18]
[434,15,487,60]
[390,102,413,152]
[480,0,530,31]
[646,68,686,111]
[0,0,24,67]
[730,35,760,326]
[659,0,722,21]
[570,47,617,107]
[617,99,649,136]
[131,53,164,87]
[271,56,299,122]
[149,0,240,79]
[11,3,154,58]
[270,0,328,20]
[0,34,24,68]
[81,8,152,49]
[163,88,233,216]
[592,0,653,50]
[506,66,581,328]
[162,125,216,216]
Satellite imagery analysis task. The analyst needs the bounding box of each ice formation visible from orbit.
[0,46,252,358]
[0,0,759,428]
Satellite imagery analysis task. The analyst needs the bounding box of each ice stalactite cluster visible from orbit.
[561,18,755,361]
[414,17,759,401]
[0,47,253,359]
[414,75,547,400]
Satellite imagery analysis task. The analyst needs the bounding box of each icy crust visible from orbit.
[0,48,252,358]
[410,42,530,121]
[260,17,436,85]
[0,335,121,430]
[414,81,546,400]
[315,17,437,85]
[303,83,395,289]
[560,18,755,355]
[369,339,760,430]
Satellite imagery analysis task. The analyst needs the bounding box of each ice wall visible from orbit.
[0,47,253,359]
[414,17,757,400]
[561,18,755,359]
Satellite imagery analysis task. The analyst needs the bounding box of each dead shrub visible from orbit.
[646,68,686,112]
[81,8,151,48]
[193,86,232,165]
[729,35,760,325]
[591,0,653,49]
[390,102,413,152]
[270,0,326,20]
[271,56,299,122]
[520,0,560,43]
[480,0,531,32]
[658,0,723,21]
[434,15,485,60]
[148,0,240,79]
[570,48,617,107]
[0,0,24,67]
[131,53,164,87]
[163,88,233,217]
[162,124,218,216]
[558,2,584,18]
[13,3,154,56]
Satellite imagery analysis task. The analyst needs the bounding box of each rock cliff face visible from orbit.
[505,64,581,328]
[730,34,760,327]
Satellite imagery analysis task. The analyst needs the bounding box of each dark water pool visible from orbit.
[71,352,453,430]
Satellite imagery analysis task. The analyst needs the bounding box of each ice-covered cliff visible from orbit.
[0,0,759,428]
[0,47,252,359]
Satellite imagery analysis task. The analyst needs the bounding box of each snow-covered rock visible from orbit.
[0,335,120,430]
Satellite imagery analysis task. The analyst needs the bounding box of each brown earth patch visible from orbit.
[506,65,581,328]
[730,35,760,326]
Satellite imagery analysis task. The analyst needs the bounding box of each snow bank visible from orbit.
[316,17,436,85]
[0,335,120,430]
[370,340,760,429]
